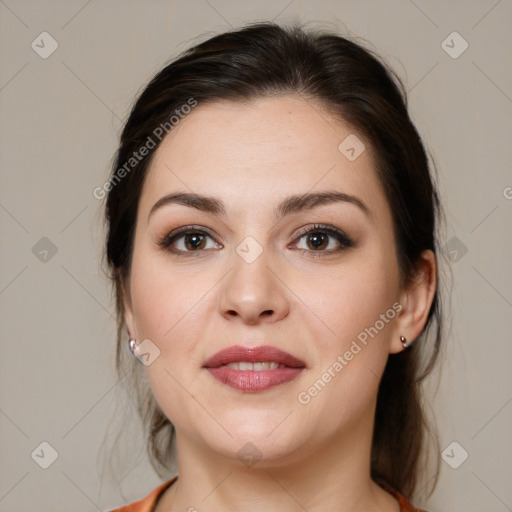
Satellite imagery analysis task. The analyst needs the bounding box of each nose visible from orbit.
[218,246,289,325]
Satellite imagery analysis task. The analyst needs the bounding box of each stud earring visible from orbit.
[129,338,137,354]
[400,335,408,349]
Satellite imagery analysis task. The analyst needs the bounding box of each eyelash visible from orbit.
[157,223,355,259]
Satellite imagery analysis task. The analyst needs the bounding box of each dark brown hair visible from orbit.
[102,21,447,499]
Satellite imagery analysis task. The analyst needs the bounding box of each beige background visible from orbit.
[1,0,511,511]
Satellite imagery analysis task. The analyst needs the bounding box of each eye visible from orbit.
[157,223,355,259]
[157,226,222,257]
[291,224,354,258]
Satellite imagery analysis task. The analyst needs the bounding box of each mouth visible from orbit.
[203,345,306,392]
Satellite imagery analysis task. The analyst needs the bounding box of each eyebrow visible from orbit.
[148,190,372,222]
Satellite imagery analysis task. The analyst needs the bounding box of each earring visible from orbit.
[400,335,408,349]
[129,338,137,354]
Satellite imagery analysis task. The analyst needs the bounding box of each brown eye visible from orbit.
[293,224,354,257]
[182,233,207,251]
[157,226,222,257]
[305,232,329,250]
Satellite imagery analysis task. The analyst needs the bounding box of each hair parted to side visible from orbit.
[102,21,447,499]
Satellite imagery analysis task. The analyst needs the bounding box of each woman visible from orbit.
[104,21,445,512]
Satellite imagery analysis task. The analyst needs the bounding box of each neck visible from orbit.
[156,403,400,512]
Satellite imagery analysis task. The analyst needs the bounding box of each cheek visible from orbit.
[301,252,399,353]
[129,256,213,427]
[129,249,220,385]
[296,266,397,424]
[129,244,203,339]
[316,252,399,398]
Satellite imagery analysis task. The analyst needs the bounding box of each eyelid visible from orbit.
[162,224,217,240]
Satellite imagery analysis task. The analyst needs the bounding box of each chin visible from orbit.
[199,412,309,466]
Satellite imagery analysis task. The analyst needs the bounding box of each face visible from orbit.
[123,95,409,465]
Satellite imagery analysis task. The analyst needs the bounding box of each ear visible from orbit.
[389,249,437,354]
[120,276,138,341]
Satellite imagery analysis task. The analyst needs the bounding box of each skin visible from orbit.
[122,94,437,511]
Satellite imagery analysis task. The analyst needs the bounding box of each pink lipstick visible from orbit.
[203,345,306,392]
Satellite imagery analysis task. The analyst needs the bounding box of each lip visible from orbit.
[203,345,306,368]
[203,345,306,392]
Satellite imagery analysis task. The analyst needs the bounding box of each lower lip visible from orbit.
[206,366,304,392]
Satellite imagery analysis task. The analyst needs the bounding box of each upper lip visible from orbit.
[203,345,306,369]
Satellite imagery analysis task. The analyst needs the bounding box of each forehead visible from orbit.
[139,95,390,223]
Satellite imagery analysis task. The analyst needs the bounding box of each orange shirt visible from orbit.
[109,476,428,512]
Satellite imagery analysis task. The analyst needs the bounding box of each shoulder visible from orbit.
[395,492,430,512]
[108,477,178,512]
[378,480,430,512]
